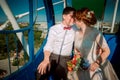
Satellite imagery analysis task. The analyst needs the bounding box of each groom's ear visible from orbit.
[63,14,66,20]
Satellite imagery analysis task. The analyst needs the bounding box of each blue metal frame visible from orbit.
[43,0,55,29]
[28,0,34,62]
[3,0,55,79]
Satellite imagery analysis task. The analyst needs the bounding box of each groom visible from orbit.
[37,7,76,80]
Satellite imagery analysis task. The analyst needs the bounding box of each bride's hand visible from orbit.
[89,62,99,71]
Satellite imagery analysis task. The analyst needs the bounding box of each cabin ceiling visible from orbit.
[72,0,106,20]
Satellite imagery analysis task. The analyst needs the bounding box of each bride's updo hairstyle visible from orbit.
[75,7,97,26]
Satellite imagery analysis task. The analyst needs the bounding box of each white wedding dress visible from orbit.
[74,27,118,80]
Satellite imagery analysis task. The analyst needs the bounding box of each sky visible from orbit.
[0,0,120,23]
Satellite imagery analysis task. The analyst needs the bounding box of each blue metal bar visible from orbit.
[5,34,12,74]
[14,33,20,69]
[43,0,55,29]
[28,0,34,61]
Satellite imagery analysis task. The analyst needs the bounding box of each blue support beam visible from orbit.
[28,0,34,61]
[43,0,55,30]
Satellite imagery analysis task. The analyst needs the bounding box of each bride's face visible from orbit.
[75,19,82,29]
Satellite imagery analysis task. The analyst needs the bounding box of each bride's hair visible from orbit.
[75,7,97,26]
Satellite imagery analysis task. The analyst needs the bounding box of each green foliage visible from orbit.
[12,57,26,66]
[34,30,44,49]
[12,58,20,66]
[0,53,7,60]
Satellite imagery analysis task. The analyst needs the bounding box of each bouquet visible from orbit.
[67,53,90,72]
